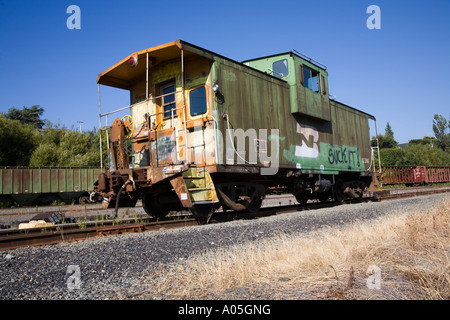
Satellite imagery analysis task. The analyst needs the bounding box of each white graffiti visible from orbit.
[295,123,319,158]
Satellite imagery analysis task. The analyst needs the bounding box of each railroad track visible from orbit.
[1,186,449,251]
[0,218,198,251]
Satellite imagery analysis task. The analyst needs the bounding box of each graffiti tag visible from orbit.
[328,146,361,167]
[295,123,319,159]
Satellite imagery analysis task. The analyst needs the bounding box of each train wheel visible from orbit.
[246,197,263,213]
[317,192,331,203]
[79,195,89,204]
[142,194,169,220]
[190,204,215,225]
[295,194,308,206]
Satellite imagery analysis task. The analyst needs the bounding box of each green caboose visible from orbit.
[96,40,377,223]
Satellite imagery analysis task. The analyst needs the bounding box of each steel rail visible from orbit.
[0,218,197,251]
[1,187,448,251]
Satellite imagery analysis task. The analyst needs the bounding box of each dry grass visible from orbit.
[139,196,450,300]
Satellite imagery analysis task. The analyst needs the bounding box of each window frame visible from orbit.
[272,59,289,78]
[189,85,208,118]
[321,74,327,95]
[161,82,177,120]
[300,65,320,93]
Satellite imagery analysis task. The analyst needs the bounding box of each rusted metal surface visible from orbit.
[170,175,193,208]
[378,166,415,185]
[378,166,450,185]
[0,218,198,251]
[96,40,377,218]
[422,166,450,183]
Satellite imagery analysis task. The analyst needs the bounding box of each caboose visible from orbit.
[96,40,377,223]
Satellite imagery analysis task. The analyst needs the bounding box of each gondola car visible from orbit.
[0,167,102,206]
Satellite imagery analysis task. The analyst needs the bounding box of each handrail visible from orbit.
[99,90,184,119]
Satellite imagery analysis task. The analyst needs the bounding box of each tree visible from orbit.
[404,144,450,166]
[432,114,450,152]
[409,136,438,147]
[0,116,38,166]
[379,148,404,166]
[29,124,101,167]
[3,105,46,129]
[383,122,398,148]
[371,122,398,149]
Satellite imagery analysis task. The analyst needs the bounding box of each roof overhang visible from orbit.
[97,40,215,90]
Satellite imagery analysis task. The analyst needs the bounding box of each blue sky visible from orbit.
[1,0,449,143]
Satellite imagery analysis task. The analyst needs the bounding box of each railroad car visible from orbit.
[379,166,450,186]
[0,167,103,206]
[95,40,378,223]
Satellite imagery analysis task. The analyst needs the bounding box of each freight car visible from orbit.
[378,166,450,186]
[95,40,378,223]
[0,167,103,206]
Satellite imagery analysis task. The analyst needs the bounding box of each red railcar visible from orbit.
[379,166,450,186]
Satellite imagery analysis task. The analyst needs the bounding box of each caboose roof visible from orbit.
[97,40,285,90]
[242,51,328,72]
[97,40,218,90]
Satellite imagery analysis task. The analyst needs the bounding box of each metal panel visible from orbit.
[244,53,331,121]
[0,167,103,196]
[32,168,41,193]
[379,166,415,185]
[1,169,12,194]
[378,166,450,185]
[41,169,51,193]
[424,166,450,183]
[50,169,58,193]
[214,56,373,175]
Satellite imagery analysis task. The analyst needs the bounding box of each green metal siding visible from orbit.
[0,167,103,196]
[212,58,291,168]
[244,53,331,122]
[212,55,374,175]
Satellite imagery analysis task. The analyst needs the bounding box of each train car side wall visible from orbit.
[211,57,291,172]
[0,167,103,206]
[211,57,374,176]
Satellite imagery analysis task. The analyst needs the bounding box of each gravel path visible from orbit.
[0,193,447,300]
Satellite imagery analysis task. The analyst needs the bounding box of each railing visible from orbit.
[98,93,218,169]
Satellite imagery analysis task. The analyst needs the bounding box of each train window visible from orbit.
[190,86,207,117]
[272,59,289,78]
[162,84,176,119]
[302,65,319,92]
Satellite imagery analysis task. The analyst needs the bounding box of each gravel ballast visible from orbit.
[0,193,447,300]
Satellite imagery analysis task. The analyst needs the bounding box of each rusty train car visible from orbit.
[96,40,377,223]
[378,166,450,186]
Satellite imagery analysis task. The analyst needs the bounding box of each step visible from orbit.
[188,187,213,191]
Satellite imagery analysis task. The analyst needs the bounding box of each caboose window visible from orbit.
[302,65,319,92]
[190,86,207,117]
[272,59,289,78]
[162,84,176,119]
